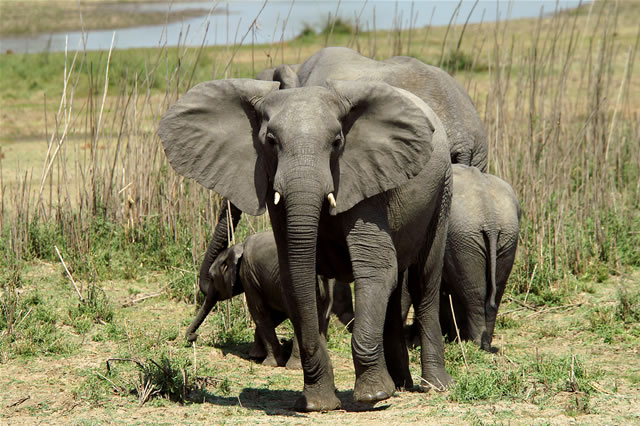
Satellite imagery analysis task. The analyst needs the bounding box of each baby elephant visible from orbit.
[194,231,353,369]
[439,164,520,352]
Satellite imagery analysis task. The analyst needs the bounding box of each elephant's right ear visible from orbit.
[158,79,280,216]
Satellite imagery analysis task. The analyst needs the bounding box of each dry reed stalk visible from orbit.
[1,2,638,328]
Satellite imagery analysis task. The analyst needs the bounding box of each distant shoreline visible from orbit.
[0,1,217,37]
[0,0,589,55]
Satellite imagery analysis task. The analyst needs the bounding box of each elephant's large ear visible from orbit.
[327,80,437,214]
[158,79,280,215]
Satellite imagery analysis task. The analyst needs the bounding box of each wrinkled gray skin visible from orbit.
[260,47,487,171]
[159,66,453,410]
[438,165,520,352]
[205,232,353,369]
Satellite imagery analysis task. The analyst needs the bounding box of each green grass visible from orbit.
[447,345,602,411]
[585,289,640,345]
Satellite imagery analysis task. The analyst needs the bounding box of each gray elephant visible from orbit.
[437,165,520,351]
[201,231,353,369]
[258,47,488,171]
[159,58,456,410]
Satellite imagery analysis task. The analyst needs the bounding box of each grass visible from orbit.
[1,0,640,422]
[1,262,638,422]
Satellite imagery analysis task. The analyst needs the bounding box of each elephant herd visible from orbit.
[158,47,520,411]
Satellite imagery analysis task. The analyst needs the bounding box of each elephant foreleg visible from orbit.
[345,212,397,404]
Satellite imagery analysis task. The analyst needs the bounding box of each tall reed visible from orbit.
[1,1,638,322]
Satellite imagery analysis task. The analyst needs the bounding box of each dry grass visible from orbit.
[3,1,638,285]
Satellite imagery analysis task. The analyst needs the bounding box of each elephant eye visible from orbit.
[332,132,344,150]
[266,133,278,147]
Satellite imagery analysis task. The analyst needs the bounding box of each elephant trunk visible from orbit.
[199,201,242,295]
[279,166,331,379]
[185,200,241,343]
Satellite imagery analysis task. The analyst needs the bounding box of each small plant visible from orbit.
[496,314,520,330]
[103,354,192,405]
[67,284,114,333]
[616,289,640,324]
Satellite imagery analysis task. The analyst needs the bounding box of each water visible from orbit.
[0,1,585,54]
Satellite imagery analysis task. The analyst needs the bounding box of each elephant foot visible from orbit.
[353,369,396,404]
[390,371,413,391]
[418,368,454,392]
[294,388,341,412]
[480,331,496,353]
[285,356,302,370]
[262,355,285,368]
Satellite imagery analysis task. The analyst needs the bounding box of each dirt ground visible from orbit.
[1,263,638,424]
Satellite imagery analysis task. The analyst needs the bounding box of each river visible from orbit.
[0,1,585,54]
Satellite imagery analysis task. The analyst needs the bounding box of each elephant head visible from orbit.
[208,243,244,302]
[185,243,244,342]
[158,79,435,217]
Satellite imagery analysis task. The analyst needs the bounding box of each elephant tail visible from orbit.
[486,230,499,311]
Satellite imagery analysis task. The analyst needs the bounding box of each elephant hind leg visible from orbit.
[249,329,267,359]
[251,310,287,367]
[384,278,413,390]
[408,222,453,392]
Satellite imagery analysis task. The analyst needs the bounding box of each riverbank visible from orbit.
[0,0,212,37]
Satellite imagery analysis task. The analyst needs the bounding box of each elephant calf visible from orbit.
[191,231,354,369]
[439,164,520,351]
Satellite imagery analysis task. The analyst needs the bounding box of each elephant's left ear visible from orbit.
[327,80,437,214]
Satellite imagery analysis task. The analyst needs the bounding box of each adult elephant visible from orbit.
[268,47,488,171]
[159,76,453,410]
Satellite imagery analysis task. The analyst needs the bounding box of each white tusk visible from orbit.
[327,193,337,208]
[274,191,281,205]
